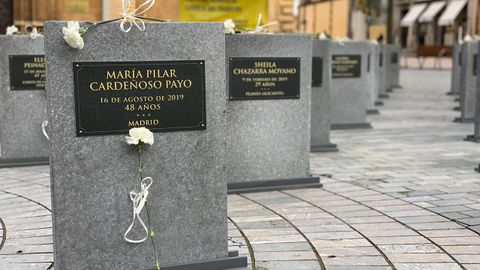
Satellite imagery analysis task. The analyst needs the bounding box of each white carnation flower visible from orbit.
[224,19,236,34]
[125,127,154,146]
[6,25,19,36]
[30,27,41,39]
[464,35,472,42]
[319,33,328,40]
[62,21,85,49]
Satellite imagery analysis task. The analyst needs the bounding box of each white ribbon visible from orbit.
[124,177,153,244]
[248,14,278,34]
[41,121,49,141]
[119,0,156,33]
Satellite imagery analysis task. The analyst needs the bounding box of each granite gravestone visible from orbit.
[45,22,246,270]
[456,40,478,123]
[310,39,337,152]
[330,41,372,129]
[0,35,49,168]
[449,43,462,95]
[366,42,380,115]
[473,46,480,142]
[389,45,401,89]
[376,44,387,103]
[226,34,320,193]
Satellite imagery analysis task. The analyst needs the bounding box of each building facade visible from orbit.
[4,0,296,33]
[297,0,477,52]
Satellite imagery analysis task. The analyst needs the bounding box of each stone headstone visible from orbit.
[366,42,380,115]
[470,43,480,142]
[449,43,462,95]
[45,22,246,269]
[0,35,49,167]
[377,45,389,100]
[225,34,320,193]
[310,39,337,152]
[330,41,372,129]
[456,41,477,123]
[388,45,401,89]
[375,44,389,103]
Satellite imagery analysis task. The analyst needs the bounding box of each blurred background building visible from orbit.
[0,0,478,55]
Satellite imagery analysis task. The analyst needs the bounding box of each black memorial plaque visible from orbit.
[73,61,206,136]
[229,57,300,100]
[391,52,398,64]
[312,57,323,87]
[379,52,383,67]
[332,55,361,78]
[474,54,478,76]
[9,55,46,90]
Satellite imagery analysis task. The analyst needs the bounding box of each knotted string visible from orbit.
[248,14,277,33]
[41,121,49,141]
[119,0,156,33]
[124,177,153,243]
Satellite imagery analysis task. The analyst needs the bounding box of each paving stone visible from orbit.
[378,244,442,254]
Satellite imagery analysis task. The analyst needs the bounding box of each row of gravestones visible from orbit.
[450,40,480,142]
[0,22,400,270]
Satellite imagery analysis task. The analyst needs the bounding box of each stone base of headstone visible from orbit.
[454,117,475,123]
[464,134,480,143]
[367,109,380,115]
[375,101,384,106]
[0,157,48,169]
[161,257,248,270]
[311,143,338,153]
[331,123,372,130]
[228,177,322,194]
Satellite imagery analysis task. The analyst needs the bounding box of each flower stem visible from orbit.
[137,146,160,270]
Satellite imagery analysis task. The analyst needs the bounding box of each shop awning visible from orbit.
[419,1,446,23]
[438,0,468,26]
[400,4,427,27]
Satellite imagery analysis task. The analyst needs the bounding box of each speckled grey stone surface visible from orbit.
[0,35,49,160]
[450,44,461,95]
[330,41,371,127]
[389,45,401,88]
[365,42,379,112]
[475,43,480,139]
[459,41,477,121]
[378,45,388,97]
[311,39,336,151]
[225,34,312,183]
[45,22,228,269]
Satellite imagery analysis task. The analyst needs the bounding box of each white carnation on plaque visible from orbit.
[125,127,155,146]
[224,19,236,34]
[62,21,85,49]
[6,25,19,36]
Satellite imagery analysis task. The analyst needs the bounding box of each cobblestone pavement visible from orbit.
[228,70,480,270]
[2,69,480,269]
